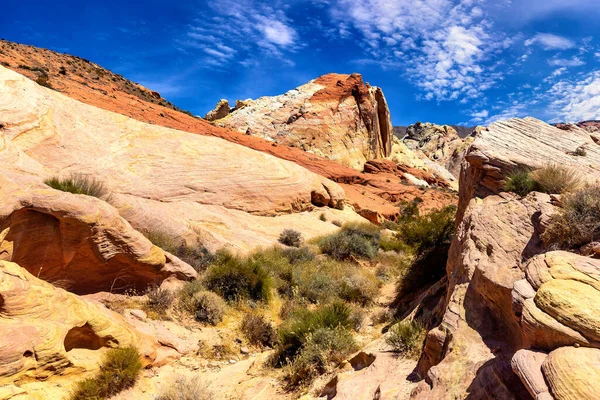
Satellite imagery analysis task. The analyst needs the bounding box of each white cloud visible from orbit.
[327,0,507,101]
[182,0,298,67]
[524,33,575,50]
[546,71,600,122]
[548,57,586,67]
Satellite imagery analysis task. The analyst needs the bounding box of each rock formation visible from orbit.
[402,122,475,179]
[0,65,364,253]
[0,260,158,386]
[207,73,394,170]
[414,117,600,400]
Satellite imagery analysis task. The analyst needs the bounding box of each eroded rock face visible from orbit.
[0,178,196,294]
[413,193,552,399]
[459,117,600,220]
[209,73,394,170]
[0,65,359,253]
[0,260,158,385]
[402,122,475,179]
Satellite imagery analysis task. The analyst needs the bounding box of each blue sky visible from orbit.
[3,0,600,125]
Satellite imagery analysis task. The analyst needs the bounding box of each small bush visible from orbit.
[35,73,53,88]
[332,220,343,227]
[532,164,581,195]
[157,375,213,400]
[397,205,456,254]
[504,169,537,196]
[338,270,379,306]
[178,279,204,312]
[145,230,180,253]
[543,184,600,249]
[204,250,272,302]
[174,245,215,272]
[192,290,226,325]
[45,173,108,199]
[318,223,380,261]
[280,246,315,265]
[319,213,327,222]
[275,301,353,366]
[70,347,142,400]
[279,229,303,247]
[241,314,278,348]
[385,320,425,358]
[284,327,356,388]
[145,286,173,317]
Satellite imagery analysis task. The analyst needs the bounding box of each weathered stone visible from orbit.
[542,347,600,400]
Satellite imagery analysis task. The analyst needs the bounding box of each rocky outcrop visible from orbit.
[208,73,394,170]
[0,177,196,294]
[204,99,231,121]
[459,117,600,220]
[0,260,158,386]
[0,65,364,253]
[402,122,475,179]
[414,116,600,399]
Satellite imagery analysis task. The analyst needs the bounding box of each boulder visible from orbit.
[209,73,394,170]
[204,99,231,121]
[0,260,158,385]
[0,177,196,294]
[542,347,600,400]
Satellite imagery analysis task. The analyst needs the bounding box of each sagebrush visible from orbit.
[45,173,108,199]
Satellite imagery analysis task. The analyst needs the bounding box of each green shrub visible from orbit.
[192,290,226,325]
[70,346,142,400]
[280,246,315,265]
[318,223,380,261]
[338,270,379,306]
[284,327,356,388]
[319,213,327,222]
[204,250,271,302]
[178,280,204,312]
[241,313,278,348]
[542,184,600,249]
[503,169,537,196]
[174,245,215,272]
[275,301,353,366]
[504,165,581,196]
[145,286,173,317]
[45,173,108,199]
[397,205,456,254]
[532,164,581,194]
[157,375,213,400]
[279,229,303,247]
[385,320,425,358]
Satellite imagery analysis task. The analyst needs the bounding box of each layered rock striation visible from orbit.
[206,73,394,170]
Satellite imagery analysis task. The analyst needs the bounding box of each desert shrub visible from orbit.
[280,246,315,265]
[385,320,425,358]
[318,223,379,261]
[70,347,142,400]
[178,280,204,311]
[542,184,600,249]
[275,301,353,366]
[246,248,293,296]
[45,173,108,199]
[338,269,379,306]
[192,290,226,325]
[157,375,213,400]
[284,327,356,388]
[504,169,537,196]
[319,213,327,222]
[143,229,180,253]
[332,220,342,227]
[349,306,366,332]
[279,229,303,247]
[204,250,271,302]
[174,245,215,272]
[35,73,53,88]
[145,286,173,317]
[397,205,456,254]
[241,313,278,347]
[532,164,581,194]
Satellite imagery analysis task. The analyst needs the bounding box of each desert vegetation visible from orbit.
[503,164,581,196]
[543,184,600,249]
[45,173,109,199]
[385,319,425,358]
[157,376,214,400]
[70,347,142,400]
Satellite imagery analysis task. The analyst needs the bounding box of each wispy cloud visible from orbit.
[326,0,508,102]
[548,56,586,67]
[546,71,600,122]
[524,33,575,50]
[180,0,298,67]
